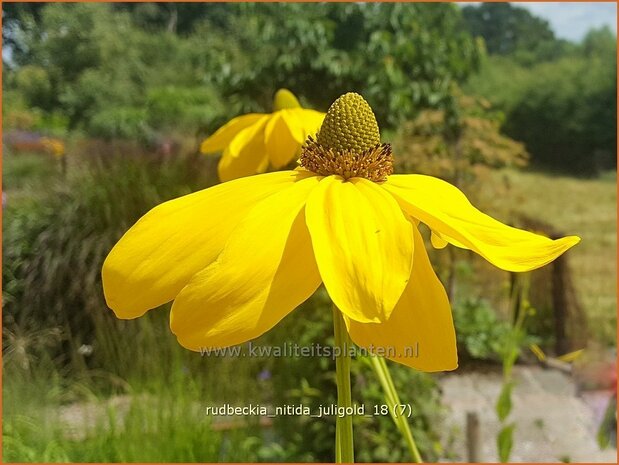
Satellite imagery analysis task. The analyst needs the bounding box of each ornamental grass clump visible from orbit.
[103,92,579,462]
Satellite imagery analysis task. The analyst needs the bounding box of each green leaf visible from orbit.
[497,424,515,463]
[496,382,513,421]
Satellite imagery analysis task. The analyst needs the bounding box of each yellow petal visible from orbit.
[345,225,458,372]
[430,230,448,249]
[432,229,468,249]
[277,109,306,144]
[170,175,322,350]
[218,147,269,182]
[305,176,413,323]
[102,171,308,319]
[218,116,270,182]
[288,108,325,141]
[383,175,580,272]
[430,229,468,249]
[273,88,301,110]
[200,113,265,154]
[265,113,300,168]
[226,115,268,157]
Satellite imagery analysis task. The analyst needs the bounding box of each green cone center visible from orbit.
[316,92,381,153]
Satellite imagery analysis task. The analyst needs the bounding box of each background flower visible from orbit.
[200,89,325,181]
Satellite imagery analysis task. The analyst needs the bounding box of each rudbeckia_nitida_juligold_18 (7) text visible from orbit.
[200,88,325,182]
[103,91,579,373]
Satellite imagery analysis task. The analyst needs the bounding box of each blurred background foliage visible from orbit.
[3,2,482,136]
[2,2,616,462]
[463,3,616,175]
[3,2,615,172]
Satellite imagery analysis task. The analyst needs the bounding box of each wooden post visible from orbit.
[516,215,588,355]
[466,411,481,462]
[552,254,569,355]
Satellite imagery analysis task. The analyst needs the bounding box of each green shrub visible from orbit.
[146,85,224,131]
[452,298,512,361]
[466,28,617,175]
[89,107,149,140]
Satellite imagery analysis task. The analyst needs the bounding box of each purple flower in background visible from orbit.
[258,368,272,381]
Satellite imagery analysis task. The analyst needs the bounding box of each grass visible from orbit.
[2,151,59,189]
[491,168,617,346]
[2,373,263,462]
[2,151,63,207]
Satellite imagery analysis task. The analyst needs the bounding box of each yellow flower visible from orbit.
[103,93,579,372]
[201,89,325,182]
[41,137,65,159]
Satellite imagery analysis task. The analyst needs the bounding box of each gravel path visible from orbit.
[439,365,617,462]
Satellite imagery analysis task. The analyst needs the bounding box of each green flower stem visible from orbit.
[333,305,354,463]
[369,355,423,463]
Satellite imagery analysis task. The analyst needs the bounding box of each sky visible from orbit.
[463,2,617,42]
[514,2,617,42]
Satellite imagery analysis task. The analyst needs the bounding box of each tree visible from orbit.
[2,2,45,67]
[203,2,482,127]
[502,52,616,174]
[461,3,568,65]
[582,26,617,60]
[113,2,232,35]
[4,2,483,136]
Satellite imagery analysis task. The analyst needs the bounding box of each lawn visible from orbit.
[493,168,617,346]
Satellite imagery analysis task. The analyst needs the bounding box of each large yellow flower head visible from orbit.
[103,92,580,372]
[201,89,325,182]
